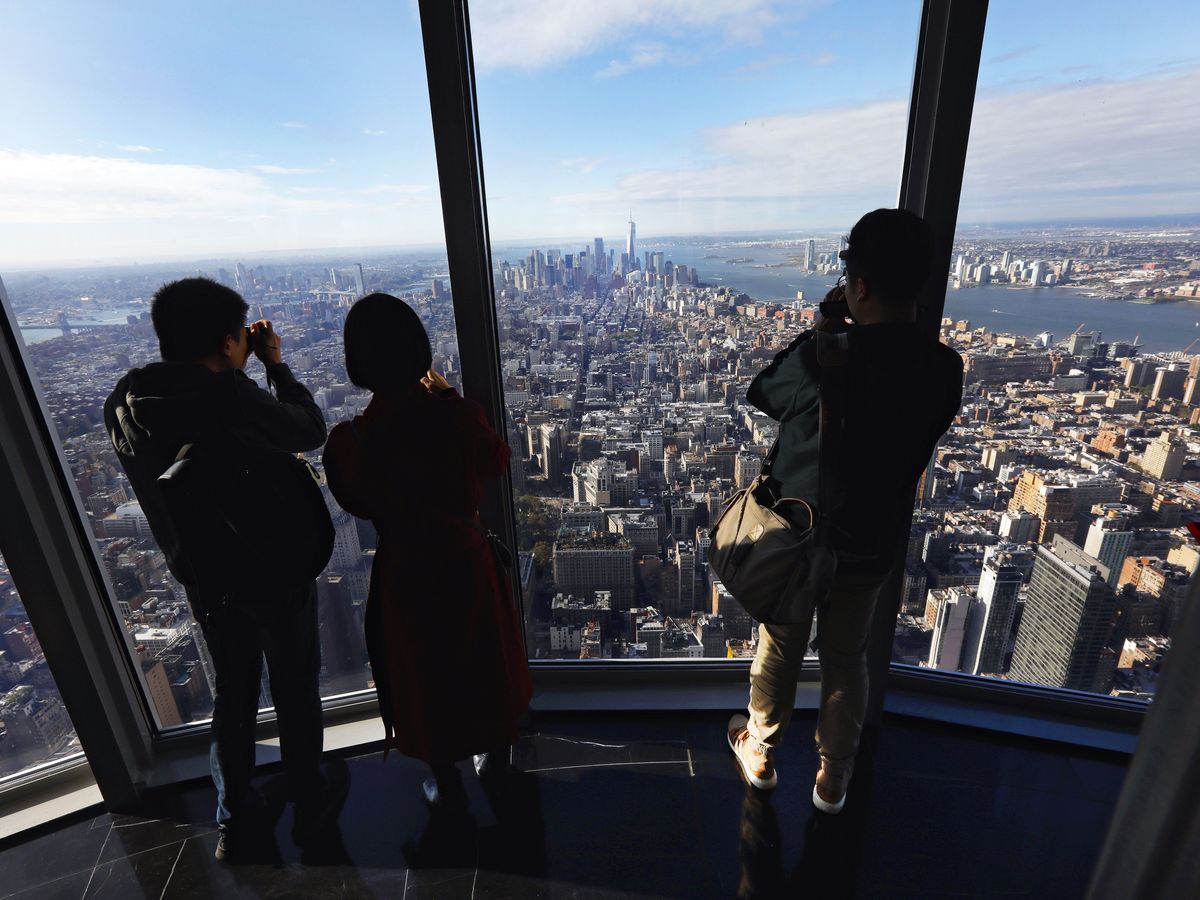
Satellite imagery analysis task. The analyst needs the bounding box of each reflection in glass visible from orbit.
[0,551,84,781]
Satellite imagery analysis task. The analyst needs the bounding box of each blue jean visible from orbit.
[192,581,324,828]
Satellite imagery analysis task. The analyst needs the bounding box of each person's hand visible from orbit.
[421,367,453,394]
[249,320,282,366]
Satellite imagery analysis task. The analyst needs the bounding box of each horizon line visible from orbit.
[4,212,1199,273]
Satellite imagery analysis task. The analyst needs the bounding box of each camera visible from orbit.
[244,325,257,350]
[819,295,850,320]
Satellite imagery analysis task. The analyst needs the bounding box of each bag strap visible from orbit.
[815,331,850,546]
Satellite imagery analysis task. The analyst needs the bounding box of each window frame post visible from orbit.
[0,276,152,809]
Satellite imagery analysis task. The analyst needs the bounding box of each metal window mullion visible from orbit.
[865,0,990,727]
[0,277,150,809]
[417,0,526,642]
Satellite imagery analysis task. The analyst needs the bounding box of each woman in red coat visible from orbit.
[323,293,531,802]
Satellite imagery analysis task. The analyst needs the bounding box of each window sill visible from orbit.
[0,760,101,842]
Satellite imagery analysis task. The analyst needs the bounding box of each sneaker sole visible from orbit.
[726,714,778,791]
[812,783,846,814]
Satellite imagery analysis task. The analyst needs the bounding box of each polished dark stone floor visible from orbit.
[0,711,1128,898]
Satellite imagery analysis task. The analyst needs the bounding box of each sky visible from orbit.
[1,0,1198,267]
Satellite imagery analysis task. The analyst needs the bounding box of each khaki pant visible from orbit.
[747,572,885,777]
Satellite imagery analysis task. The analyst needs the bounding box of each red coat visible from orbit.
[323,384,531,764]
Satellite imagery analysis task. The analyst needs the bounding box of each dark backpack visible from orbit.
[157,440,335,598]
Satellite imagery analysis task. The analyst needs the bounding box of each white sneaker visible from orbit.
[727,714,778,790]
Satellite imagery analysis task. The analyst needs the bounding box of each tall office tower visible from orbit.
[552,533,636,610]
[431,278,444,300]
[1009,536,1117,693]
[594,237,606,274]
[1151,366,1187,402]
[928,586,977,671]
[1061,258,1073,279]
[316,574,368,693]
[915,448,939,507]
[540,422,564,491]
[837,234,847,257]
[353,263,365,297]
[644,351,658,382]
[804,239,816,272]
[967,553,1025,675]
[1183,376,1200,406]
[627,212,636,266]
[999,510,1040,544]
[328,267,340,289]
[234,262,248,292]
[734,452,762,489]
[653,251,664,274]
[672,539,696,614]
[954,254,968,281]
[1142,431,1186,481]
[1083,510,1134,587]
[329,507,363,570]
[1122,358,1154,388]
[1029,261,1047,285]
[643,428,664,461]
[1000,250,1012,270]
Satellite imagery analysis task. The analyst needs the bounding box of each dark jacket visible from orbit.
[747,321,963,574]
[104,361,326,585]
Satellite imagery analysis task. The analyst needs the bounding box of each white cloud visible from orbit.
[115,144,160,153]
[594,43,670,80]
[277,121,308,129]
[358,183,432,195]
[0,150,284,224]
[0,150,443,265]
[363,129,386,136]
[560,156,607,174]
[248,164,320,175]
[470,0,804,72]
[543,66,1200,232]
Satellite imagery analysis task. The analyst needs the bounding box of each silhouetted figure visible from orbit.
[323,293,531,803]
[728,210,963,813]
[105,277,347,862]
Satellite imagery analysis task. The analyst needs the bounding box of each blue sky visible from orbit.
[1,0,1197,266]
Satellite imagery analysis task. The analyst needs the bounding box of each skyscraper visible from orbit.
[1009,536,1117,693]
[804,239,816,272]
[594,237,606,275]
[1143,431,1186,480]
[967,552,1025,675]
[928,586,976,671]
[626,212,636,267]
[540,422,564,492]
[353,263,365,297]
[1083,509,1134,588]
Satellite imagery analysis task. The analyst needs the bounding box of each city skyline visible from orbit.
[2,1,1199,266]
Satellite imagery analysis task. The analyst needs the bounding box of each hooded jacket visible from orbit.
[104,361,326,586]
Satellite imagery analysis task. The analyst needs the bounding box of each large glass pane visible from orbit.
[895,0,1200,699]
[472,0,922,659]
[0,2,452,726]
[0,550,85,781]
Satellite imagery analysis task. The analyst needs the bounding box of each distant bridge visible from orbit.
[19,322,130,336]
